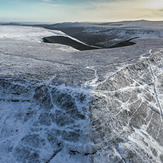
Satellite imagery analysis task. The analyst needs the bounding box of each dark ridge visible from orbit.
[43,35,138,51]
[43,36,100,51]
[97,23,123,26]
[109,41,135,48]
[109,37,139,48]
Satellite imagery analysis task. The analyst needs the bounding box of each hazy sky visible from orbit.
[0,0,163,23]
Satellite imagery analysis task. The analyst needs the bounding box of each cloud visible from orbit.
[40,0,60,7]
[144,0,163,9]
[42,0,52,2]
[0,0,163,23]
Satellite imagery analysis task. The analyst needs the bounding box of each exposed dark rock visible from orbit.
[62,130,80,142]
[14,146,40,163]
[38,113,52,126]
[55,110,74,126]
[21,134,45,148]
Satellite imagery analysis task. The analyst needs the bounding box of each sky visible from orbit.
[0,0,163,23]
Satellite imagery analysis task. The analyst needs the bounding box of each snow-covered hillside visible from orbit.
[0,25,66,42]
[47,20,163,48]
[0,24,163,163]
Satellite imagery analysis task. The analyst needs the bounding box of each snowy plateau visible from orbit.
[0,21,163,163]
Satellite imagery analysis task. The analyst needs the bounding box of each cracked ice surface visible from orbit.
[0,25,163,163]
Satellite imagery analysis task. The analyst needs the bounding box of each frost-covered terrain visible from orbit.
[0,23,163,163]
[47,20,163,48]
[0,25,65,42]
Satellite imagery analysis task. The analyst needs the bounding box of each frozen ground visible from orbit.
[0,25,66,42]
[46,20,163,48]
[0,23,163,163]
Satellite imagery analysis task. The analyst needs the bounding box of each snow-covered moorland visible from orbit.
[0,22,163,163]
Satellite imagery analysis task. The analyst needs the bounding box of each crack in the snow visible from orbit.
[112,147,126,163]
[127,99,143,126]
[84,66,99,87]
[46,148,62,163]
[146,57,163,118]
[0,98,30,102]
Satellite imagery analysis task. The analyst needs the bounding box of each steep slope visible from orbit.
[89,51,163,163]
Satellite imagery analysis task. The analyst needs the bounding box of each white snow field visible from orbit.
[0,23,163,163]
